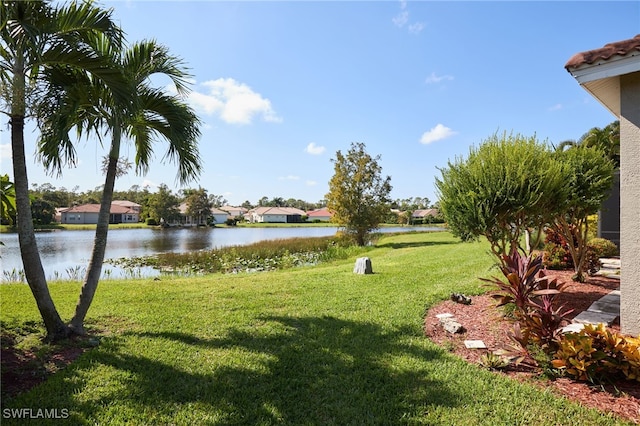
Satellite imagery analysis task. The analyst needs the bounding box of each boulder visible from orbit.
[353,257,373,274]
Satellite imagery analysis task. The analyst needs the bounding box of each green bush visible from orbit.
[587,238,619,258]
[146,218,158,226]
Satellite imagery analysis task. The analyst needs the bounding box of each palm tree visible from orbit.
[1,174,17,225]
[37,38,202,335]
[556,120,620,168]
[579,121,620,168]
[1,0,127,341]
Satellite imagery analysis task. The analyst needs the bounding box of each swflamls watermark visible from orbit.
[2,408,69,419]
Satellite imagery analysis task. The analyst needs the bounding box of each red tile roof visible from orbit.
[565,34,640,69]
[64,204,136,214]
[306,208,333,218]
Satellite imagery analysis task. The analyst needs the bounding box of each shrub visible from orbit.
[584,248,601,276]
[542,227,573,270]
[543,243,571,270]
[552,324,640,383]
[146,218,158,226]
[482,250,573,354]
[435,132,566,260]
[588,238,619,258]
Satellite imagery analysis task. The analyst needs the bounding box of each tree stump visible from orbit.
[353,257,373,274]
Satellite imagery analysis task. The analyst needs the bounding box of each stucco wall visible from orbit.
[259,214,287,223]
[598,170,620,247]
[620,73,640,336]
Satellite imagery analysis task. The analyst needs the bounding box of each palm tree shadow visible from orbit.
[85,316,464,423]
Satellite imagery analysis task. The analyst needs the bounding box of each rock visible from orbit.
[464,340,486,349]
[441,318,465,334]
[450,293,472,305]
[353,257,373,274]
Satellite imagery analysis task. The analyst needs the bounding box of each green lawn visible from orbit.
[0,232,630,425]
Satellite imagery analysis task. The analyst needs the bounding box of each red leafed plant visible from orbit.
[482,250,573,354]
[480,250,545,313]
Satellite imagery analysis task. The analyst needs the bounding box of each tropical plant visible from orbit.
[435,132,566,260]
[1,0,127,341]
[542,227,573,270]
[0,174,16,225]
[557,121,620,169]
[553,323,640,383]
[326,142,392,246]
[482,250,572,354]
[36,37,201,335]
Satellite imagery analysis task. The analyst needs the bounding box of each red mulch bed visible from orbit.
[1,333,89,401]
[425,270,640,424]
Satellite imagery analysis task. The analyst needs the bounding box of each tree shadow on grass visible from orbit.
[6,316,465,424]
[375,240,458,250]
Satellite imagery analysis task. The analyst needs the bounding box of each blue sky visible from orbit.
[1,1,638,206]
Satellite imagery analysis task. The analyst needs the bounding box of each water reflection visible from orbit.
[1,226,441,281]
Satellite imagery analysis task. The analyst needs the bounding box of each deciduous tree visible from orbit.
[185,187,212,225]
[147,184,181,224]
[326,142,392,246]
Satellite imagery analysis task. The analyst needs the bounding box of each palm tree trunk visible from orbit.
[11,57,68,342]
[69,128,121,335]
[11,117,69,341]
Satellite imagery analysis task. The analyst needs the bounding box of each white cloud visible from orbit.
[392,0,408,27]
[392,10,409,28]
[0,144,11,160]
[393,0,424,34]
[278,175,300,181]
[408,22,425,34]
[306,180,317,186]
[548,103,563,111]
[190,78,282,125]
[141,179,158,189]
[425,72,454,84]
[420,124,457,145]
[305,142,326,155]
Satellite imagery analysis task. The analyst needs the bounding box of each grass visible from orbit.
[0,232,630,425]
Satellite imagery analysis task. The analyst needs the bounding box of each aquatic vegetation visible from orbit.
[107,235,365,276]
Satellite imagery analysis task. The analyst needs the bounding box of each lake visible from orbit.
[1,226,442,281]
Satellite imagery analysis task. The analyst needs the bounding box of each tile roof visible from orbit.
[251,207,306,215]
[565,34,640,69]
[411,208,438,218]
[64,204,136,214]
[306,207,333,217]
[111,200,141,208]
